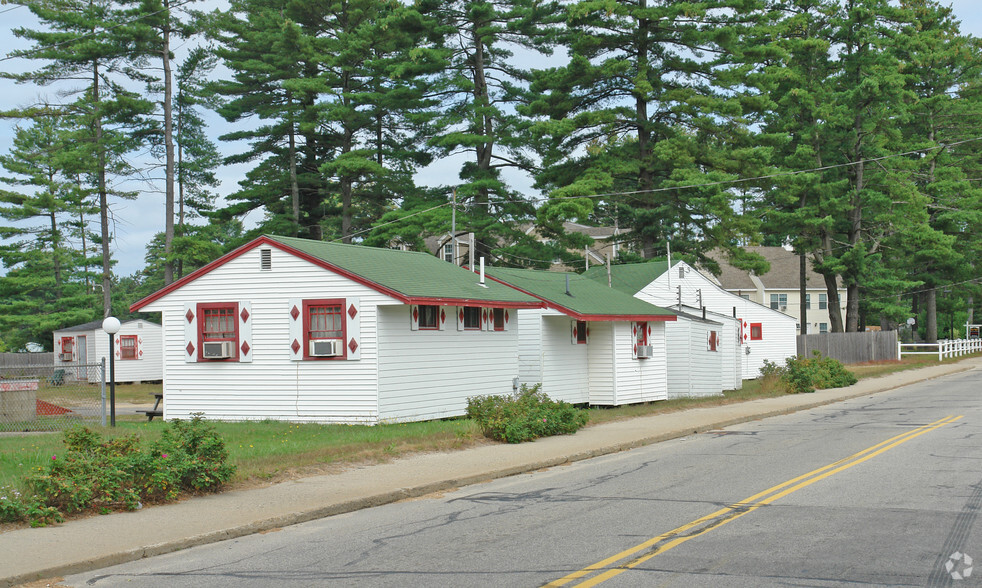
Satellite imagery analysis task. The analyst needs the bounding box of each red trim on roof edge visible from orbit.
[131,236,544,312]
[483,274,675,322]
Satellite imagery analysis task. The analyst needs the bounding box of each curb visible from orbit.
[6,359,979,587]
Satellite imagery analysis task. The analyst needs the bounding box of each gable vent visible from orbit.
[260,249,272,271]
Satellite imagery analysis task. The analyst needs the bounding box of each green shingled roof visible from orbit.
[582,261,670,296]
[267,235,540,306]
[485,266,675,320]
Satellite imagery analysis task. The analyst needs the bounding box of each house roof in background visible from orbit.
[705,247,835,290]
[486,266,676,321]
[131,235,543,311]
[56,319,155,333]
[582,261,670,295]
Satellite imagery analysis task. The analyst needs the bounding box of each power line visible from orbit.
[327,201,453,244]
[0,4,25,16]
[529,137,982,204]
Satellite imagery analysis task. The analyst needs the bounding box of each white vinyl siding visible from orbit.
[586,322,615,405]
[665,317,722,398]
[376,306,519,422]
[539,315,590,404]
[517,308,545,385]
[52,320,163,384]
[635,262,796,379]
[142,248,388,424]
[609,321,668,405]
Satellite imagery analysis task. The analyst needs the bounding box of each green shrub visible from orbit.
[466,384,588,443]
[7,415,236,527]
[783,352,857,394]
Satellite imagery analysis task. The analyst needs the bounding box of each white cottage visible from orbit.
[664,310,725,399]
[484,267,676,406]
[129,235,543,424]
[53,319,163,383]
[584,261,798,378]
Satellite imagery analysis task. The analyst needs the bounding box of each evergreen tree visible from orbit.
[420,0,560,265]
[528,0,766,268]
[892,0,982,341]
[5,0,154,317]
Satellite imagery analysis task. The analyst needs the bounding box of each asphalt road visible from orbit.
[61,369,982,587]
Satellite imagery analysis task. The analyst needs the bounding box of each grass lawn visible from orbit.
[1,353,977,494]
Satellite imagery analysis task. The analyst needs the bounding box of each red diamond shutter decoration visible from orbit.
[345,297,361,360]
[240,308,249,323]
[184,303,198,363]
[240,341,251,356]
[288,299,303,361]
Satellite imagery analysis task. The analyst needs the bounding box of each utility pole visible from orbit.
[450,187,456,266]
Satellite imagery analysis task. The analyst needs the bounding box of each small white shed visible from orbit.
[129,235,543,424]
[485,268,677,406]
[53,319,163,383]
[585,261,798,379]
[665,311,724,399]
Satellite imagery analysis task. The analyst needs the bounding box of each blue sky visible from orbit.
[0,1,980,277]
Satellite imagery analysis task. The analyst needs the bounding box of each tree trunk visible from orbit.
[926,287,938,343]
[162,0,175,286]
[799,253,807,334]
[288,113,300,237]
[341,69,354,244]
[94,62,112,318]
[636,3,654,259]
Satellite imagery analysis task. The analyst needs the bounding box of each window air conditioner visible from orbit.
[202,341,234,359]
[309,339,341,357]
[779,305,788,312]
[636,345,653,359]
[59,353,73,361]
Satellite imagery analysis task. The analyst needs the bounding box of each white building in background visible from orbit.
[53,319,162,383]
[701,247,848,335]
[584,260,797,379]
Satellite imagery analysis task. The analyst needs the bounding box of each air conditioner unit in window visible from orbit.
[309,339,341,357]
[59,353,73,361]
[779,305,788,312]
[636,345,653,359]
[202,341,234,359]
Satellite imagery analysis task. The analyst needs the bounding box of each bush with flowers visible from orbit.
[466,384,588,443]
[0,415,235,527]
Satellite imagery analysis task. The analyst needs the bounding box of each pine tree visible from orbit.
[5,0,154,317]
[891,0,982,341]
[420,0,560,264]
[528,0,766,267]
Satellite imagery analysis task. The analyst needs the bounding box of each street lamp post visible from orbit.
[102,317,121,427]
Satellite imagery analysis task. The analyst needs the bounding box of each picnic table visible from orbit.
[140,393,163,421]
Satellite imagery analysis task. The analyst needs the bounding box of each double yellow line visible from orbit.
[546,415,963,587]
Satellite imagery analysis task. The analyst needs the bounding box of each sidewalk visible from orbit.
[4,358,980,587]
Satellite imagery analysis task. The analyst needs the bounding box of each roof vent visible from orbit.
[260,249,272,271]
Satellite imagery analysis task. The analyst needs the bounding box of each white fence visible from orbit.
[898,339,982,361]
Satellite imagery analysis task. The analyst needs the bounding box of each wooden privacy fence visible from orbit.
[898,339,982,361]
[0,352,53,367]
[796,331,898,364]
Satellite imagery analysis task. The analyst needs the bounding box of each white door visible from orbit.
[76,335,87,380]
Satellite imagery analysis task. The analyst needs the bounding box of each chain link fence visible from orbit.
[0,361,106,433]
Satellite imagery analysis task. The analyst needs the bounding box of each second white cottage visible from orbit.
[584,260,797,378]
